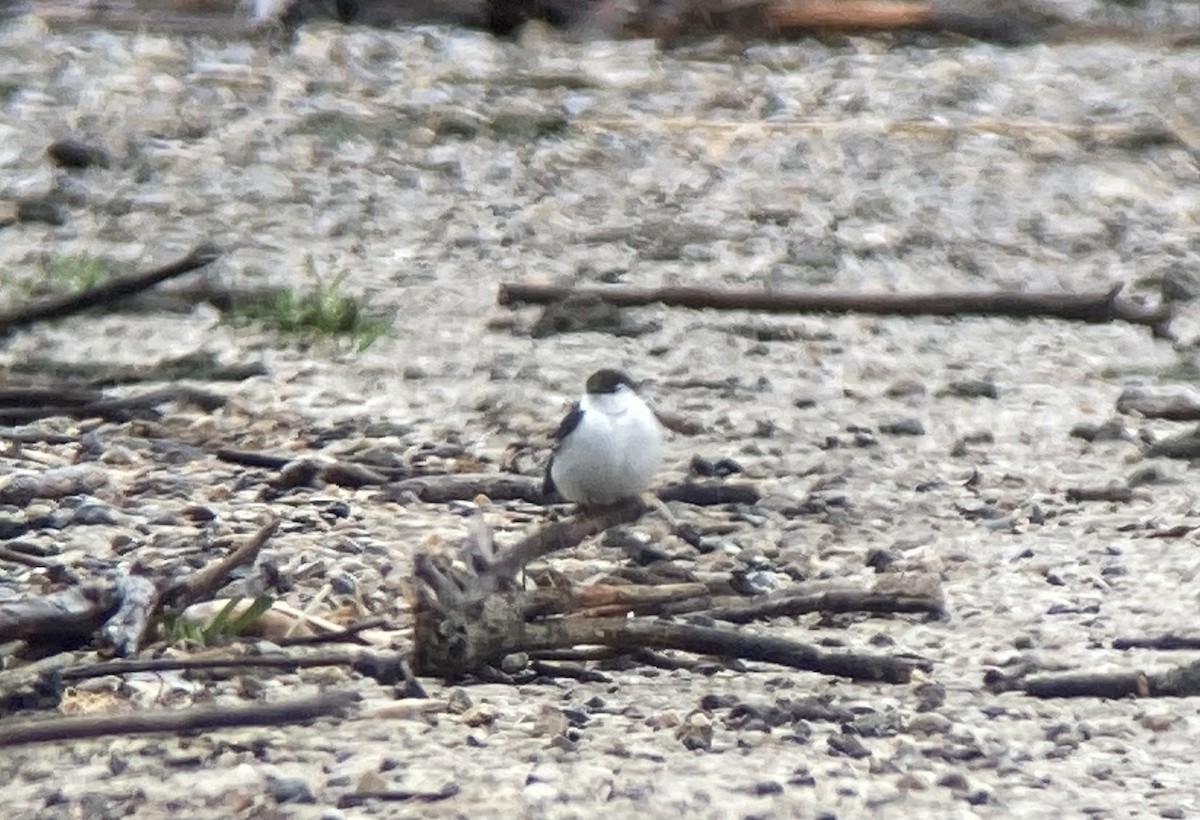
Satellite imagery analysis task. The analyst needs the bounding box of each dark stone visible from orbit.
[266,776,315,804]
[865,548,897,572]
[944,378,999,399]
[46,137,111,169]
[826,732,871,759]
[879,417,925,436]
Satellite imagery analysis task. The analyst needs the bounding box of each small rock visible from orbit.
[879,418,925,436]
[460,703,499,727]
[826,732,871,758]
[523,781,559,805]
[72,503,119,526]
[266,776,315,804]
[753,780,783,796]
[907,713,952,735]
[676,710,713,751]
[446,688,472,714]
[865,548,898,572]
[914,683,946,712]
[46,137,111,169]
[937,772,970,791]
[885,378,927,398]
[943,378,999,399]
[356,770,387,792]
[1159,806,1186,819]
[788,767,816,786]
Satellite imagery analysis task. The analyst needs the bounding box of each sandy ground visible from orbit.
[3,8,1200,819]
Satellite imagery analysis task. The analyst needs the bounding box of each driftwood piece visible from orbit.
[381,473,759,506]
[217,448,434,487]
[499,282,1172,335]
[0,465,109,506]
[0,385,226,425]
[0,690,358,748]
[1113,634,1200,651]
[8,352,267,387]
[1064,485,1134,503]
[1,520,280,658]
[0,244,221,336]
[337,784,462,808]
[678,577,946,622]
[411,509,924,683]
[1117,386,1200,421]
[99,574,160,656]
[0,583,117,644]
[55,649,410,686]
[987,658,1200,698]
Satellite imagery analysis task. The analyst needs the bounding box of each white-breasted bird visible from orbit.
[543,368,664,507]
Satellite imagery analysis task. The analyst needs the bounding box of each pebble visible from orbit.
[266,776,315,804]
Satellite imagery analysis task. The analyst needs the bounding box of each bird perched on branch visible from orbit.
[543,368,664,507]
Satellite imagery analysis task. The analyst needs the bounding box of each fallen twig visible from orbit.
[986,658,1200,698]
[0,583,116,643]
[56,649,406,683]
[1065,485,1134,503]
[657,481,760,506]
[9,352,266,387]
[1113,635,1200,651]
[0,546,62,569]
[381,473,759,506]
[383,472,544,504]
[0,244,221,336]
[0,385,226,425]
[499,282,1171,335]
[161,519,280,611]
[0,690,358,747]
[337,783,461,808]
[672,578,946,622]
[273,616,395,647]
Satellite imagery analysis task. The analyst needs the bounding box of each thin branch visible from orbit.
[58,651,361,680]
[160,518,280,611]
[0,244,221,336]
[337,783,461,808]
[682,583,946,623]
[498,282,1171,333]
[1113,635,1200,651]
[273,617,395,647]
[0,690,358,747]
[489,500,647,581]
[0,386,226,425]
[524,617,923,683]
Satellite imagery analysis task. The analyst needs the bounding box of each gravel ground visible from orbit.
[3,7,1200,819]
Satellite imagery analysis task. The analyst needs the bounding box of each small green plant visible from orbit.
[232,257,391,352]
[159,594,276,648]
[33,252,118,296]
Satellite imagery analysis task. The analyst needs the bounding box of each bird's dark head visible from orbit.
[585,368,636,395]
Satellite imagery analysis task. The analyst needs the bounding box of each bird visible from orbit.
[543,368,664,507]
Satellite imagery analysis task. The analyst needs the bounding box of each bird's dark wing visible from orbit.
[542,402,583,502]
[551,402,583,441]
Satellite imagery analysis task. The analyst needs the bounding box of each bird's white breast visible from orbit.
[550,388,663,505]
